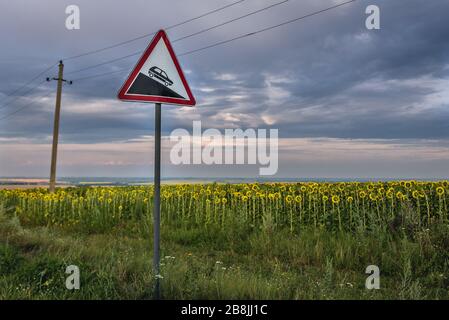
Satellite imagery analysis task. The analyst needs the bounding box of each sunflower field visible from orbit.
[1,181,448,234]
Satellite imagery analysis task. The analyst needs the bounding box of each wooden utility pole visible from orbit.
[47,60,72,193]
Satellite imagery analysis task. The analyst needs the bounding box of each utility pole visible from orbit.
[47,60,72,193]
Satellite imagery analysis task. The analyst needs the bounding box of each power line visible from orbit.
[66,52,141,75]
[0,90,52,121]
[72,0,357,80]
[72,68,129,81]
[0,1,247,113]
[179,0,357,56]
[65,0,291,76]
[0,63,56,106]
[63,0,247,61]
[172,0,290,43]
[2,0,357,120]
[0,79,49,110]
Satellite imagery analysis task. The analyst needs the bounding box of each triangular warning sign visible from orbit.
[118,30,196,106]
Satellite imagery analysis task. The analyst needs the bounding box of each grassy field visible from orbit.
[0,181,448,299]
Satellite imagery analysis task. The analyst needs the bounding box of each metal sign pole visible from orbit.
[116,30,195,298]
[153,102,161,299]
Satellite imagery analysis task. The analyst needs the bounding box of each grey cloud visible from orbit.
[1,0,449,177]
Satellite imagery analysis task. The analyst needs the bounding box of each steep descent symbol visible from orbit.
[117,30,196,106]
[127,71,184,99]
[149,66,173,86]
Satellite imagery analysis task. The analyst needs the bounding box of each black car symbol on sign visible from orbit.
[148,66,173,86]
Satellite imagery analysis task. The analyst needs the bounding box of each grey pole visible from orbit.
[153,102,161,299]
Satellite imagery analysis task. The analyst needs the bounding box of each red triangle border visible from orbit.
[117,30,196,106]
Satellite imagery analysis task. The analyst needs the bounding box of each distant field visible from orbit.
[0,179,49,184]
[0,181,448,299]
[0,178,214,190]
[0,179,47,188]
[0,179,52,190]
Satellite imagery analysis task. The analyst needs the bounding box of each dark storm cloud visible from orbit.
[1,0,449,144]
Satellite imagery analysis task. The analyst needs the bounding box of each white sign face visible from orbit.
[136,38,189,99]
[118,30,196,106]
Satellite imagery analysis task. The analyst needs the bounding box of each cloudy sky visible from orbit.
[0,0,448,179]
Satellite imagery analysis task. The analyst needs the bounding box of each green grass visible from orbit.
[0,206,448,299]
